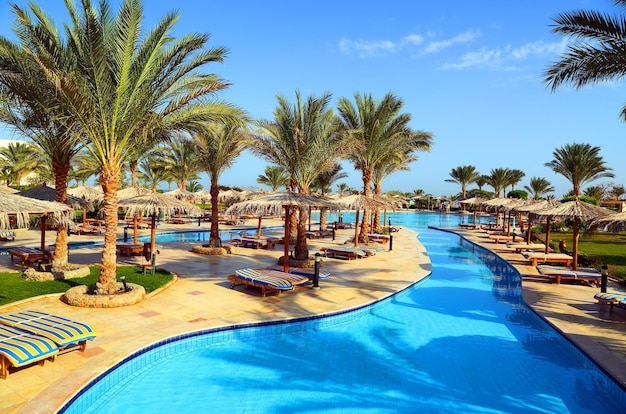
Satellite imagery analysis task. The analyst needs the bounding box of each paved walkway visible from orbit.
[0,220,625,413]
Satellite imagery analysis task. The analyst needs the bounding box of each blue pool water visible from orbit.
[62,212,625,413]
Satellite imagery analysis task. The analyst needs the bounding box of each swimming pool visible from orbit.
[61,212,625,413]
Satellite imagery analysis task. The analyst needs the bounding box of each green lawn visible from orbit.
[0,265,174,307]
[536,230,626,282]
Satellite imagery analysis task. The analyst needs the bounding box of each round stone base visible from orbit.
[23,264,91,281]
[277,256,315,269]
[191,244,232,255]
[62,282,146,308]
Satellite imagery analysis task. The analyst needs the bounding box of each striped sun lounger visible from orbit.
[0,310,97,352]
[0,325,59,379]
[268,266,330,280]
[594,292,625,305]
[228,268,308,296]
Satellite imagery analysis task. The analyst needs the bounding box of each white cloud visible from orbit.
[440,39,568,70]
[440,47,502,70]
[339,38,399,58]
[421,30,480,55]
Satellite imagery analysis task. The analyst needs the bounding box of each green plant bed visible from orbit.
[0,265,174,307]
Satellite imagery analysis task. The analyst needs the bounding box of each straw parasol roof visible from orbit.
[218,189,245,205]
[0,185,17,194]
[68,185,103,202]
[513,198,561,213]
[334,194,389,211]
[0,193,74,229]
[18,185,93,212]
[459,196,488,206]
[194,189,212,200]
[117,186,152,200]
[226,191,336,217]
[165,188,197,200]
[587,211,626,232]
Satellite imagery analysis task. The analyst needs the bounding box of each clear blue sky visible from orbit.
[1,0,624,199]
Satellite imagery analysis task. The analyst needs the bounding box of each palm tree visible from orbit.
[195,122,250,247]
[337,92,432,241]
[545,143,614,198]
[31,0,244,292]
[160,139,201,191]
[0,142,42,186]
[524,177,555,200]
[137,151,169,191]
[445,165,480,199]
[186,180,202,193]
[253,90,348,259]
[474,175,489,191]
[336,182,355,195]
[584,185,606,202]
[312,162,347,230]
[544,1,626,119]
[609,183,626,200]
[256,165,290,192]
[507,169,525,193]
[486,168,512,198]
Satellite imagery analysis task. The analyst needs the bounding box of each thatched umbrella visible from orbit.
[226,191,337,272]
[459,196,488,224]
[372,194,400,231]
[334,194,388,248]
[587,211,626,233]
[68,185,103,201]
[513,199,561,247]
[0,193,73,253]
[165,188,197,200]
[118,192,203,260]
[499,199,532,236]
[482,198,516,229]
[117,187,153,242]
[194,189,212,211]
[18,185,93,226]
[531,199,612,269]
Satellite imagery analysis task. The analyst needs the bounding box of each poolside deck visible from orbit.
[0,220,624,412]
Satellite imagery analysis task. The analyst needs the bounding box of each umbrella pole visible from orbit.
[40,214,46,253]
[150,213,157,255]
[354,209,360,248]
[83,210,87,226]
[257,216,262,239]
[283,207,290,273]
[545,217,551,254]
[526,217,532,244]
[308,207,311,232]
[573,218,579,270]
[133,216,139,244]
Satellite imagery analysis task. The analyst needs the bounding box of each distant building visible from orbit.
[600,200,626,213]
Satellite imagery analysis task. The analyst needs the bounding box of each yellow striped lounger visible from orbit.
[0,325,59,379]
[228,268,307,296]
[0,310,97,352]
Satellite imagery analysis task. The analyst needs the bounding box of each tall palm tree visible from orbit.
[545,143,614,198]
[31,0,244,292]
[609,183,626,200]
[195,122,250,247]
[253,90,348,259]
[445,165,481,199]
[256,165,290,192]
[544,1,626,119]
[337,92,432,241]
[524,177,555,200]
[312,162,347,230]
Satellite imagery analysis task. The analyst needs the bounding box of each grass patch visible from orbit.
[534,229,626,282]
[0,265,174,307]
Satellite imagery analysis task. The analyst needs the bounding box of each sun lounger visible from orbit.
[0,325,59,379]
[323,247,367,260]
[165,217,189,224]
[594,292,625,305]
[0,231,15,241]
[8,247,54,266]
[268,265,330,280]
[458,223,478,229]
[488,235,524,244]
[116,243,144,256]
[0,310,97,352]
[536,265,601,286]
[505,243,546,253]
[230,237,277,249]
[227,268,308,296]
[368,234,390,244]
[524,252,573,267]
[618,299,626,311]
[71,225,103,235]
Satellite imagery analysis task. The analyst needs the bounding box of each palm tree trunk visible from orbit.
[209,179,221,247]
[294,207,309,260]
[52,162,70,269]
[98,163,121,293]
[129,160,138,188]
[319,207,327,230]
[359,171,371,243]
